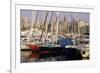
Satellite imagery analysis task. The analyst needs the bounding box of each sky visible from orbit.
[20,10,90,24]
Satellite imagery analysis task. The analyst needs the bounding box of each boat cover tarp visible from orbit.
[58,38,74,47]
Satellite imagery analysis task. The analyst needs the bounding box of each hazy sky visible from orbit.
[20,10,90,24]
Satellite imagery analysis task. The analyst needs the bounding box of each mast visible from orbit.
[26,11,35,42]
[50,12,53,43]
[45,12,53,43]
[31,11,35,37]
[64,16,67,35]
[71,13,73,37]
[55,12,59,44]
[34,11,38,28]
[39,12,49,44]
